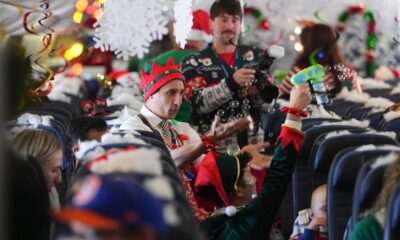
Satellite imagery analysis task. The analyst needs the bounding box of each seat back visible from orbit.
[379,117,400,142]
[347,107,372,120]
[277,118,341,237]
[384,182,400,240]
[293,126,365,215]
[332,101,364,118]
[388,93,400,102]
[351,153,399,229]
[328,148,398,240]
[323,98,345,112]
[45,100,81,118]
[367,111,385,130]
[310,133,397,196]
[363,88,392,97]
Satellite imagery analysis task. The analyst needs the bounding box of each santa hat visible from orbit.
[194,151,250,208]
[140,57,185,100]
[108,70,129,80]
[187,9,212,42]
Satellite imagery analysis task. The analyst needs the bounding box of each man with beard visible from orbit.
[181,0,276,154]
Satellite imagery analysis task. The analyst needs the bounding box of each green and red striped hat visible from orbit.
[140,57,185,100]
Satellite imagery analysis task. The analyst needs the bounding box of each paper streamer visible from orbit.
[22,0,58,96]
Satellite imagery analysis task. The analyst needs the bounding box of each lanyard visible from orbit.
[137,114,162,137]
[209,46,242,79]
[137,114,181,147]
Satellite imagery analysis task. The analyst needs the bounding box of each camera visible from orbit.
[250,45,284,103]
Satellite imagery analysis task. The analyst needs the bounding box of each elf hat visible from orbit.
[187,9,213,42]
[194,151,250,207]
[140,57,185,100]
[53,174,166,235]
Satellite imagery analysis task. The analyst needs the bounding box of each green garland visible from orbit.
[336,4,377,77]
[244,7,270,30]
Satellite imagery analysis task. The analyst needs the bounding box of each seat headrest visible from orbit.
[314,133,397,172]
[300,125,363,158]
[332,149,397,189]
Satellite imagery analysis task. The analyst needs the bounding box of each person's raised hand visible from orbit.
[288,83,312,110]
[209,116,250,144]
[307,217,327,231]
[241,142,272,170]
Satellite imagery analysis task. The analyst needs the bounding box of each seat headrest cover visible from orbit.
[383,111,400,122]
[335,88,370,102]
[371,152,399,169]
[324,130,352,139]
[100,133,145,145]
[89,148,163,176]
[356,145,400,152]
[364,97,394,109]
[318,119,369,128]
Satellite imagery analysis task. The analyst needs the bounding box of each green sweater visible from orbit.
[349,215,383,240]
[201,126,303,240]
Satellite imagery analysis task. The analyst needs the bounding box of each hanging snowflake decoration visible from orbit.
[173,0,193,49]
[239,0,246,34]
[93,0,169,60]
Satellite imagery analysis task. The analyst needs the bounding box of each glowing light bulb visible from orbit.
[70,43,84,58]
[294,42,303,52]
[86,5,96,15]
[73,11,83,23]
[294,26,302,35]
[94,9,103,19]
[75,0,88,12]
[93,1,100,8]
[71,62,83,76]
[64,49,74,61]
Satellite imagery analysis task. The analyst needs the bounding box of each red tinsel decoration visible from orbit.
[347,4,365,14]
[368,20,376,33]
[366,52,374,62]
[244,6,270,31]
[336,24,345,32]
[244,8,254,14]
[260,20,270,30]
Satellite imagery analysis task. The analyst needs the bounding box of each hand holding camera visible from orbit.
[233,68,256,87]
[236,45,284,103]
